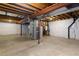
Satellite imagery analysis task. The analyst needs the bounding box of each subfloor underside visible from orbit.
[0,35,79,56]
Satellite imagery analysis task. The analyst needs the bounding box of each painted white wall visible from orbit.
[72,18,79,40]
[0,22,25,35]
[49,18,79,40]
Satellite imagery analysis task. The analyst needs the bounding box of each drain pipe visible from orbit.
[68,13,78,39]
[68,18,77,39]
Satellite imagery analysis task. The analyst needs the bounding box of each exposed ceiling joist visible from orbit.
[7,3,34,13]
[29,3,52,10]
[63,14,71,18]
[31,3,69,18]
[12,3,36,11]
[0,14,21,24]
[59,15,66,19]
[55,15,62,20]
[0,6,27,15]
[58,14,66,19]
[50,10,79,22]
[26,3,41,10]
[0,4,31,15]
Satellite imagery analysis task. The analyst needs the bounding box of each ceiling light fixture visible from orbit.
[8,19,12,22]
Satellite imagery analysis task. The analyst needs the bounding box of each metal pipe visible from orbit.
[68,17,77,39]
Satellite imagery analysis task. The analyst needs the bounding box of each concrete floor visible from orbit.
[0,35,79,56]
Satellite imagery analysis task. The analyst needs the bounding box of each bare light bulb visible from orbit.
[8,20,12,22]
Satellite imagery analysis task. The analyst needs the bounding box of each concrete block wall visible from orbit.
[49,18,79,40]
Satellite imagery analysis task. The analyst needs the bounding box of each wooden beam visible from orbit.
[62,14,69,19]
[13,3,36,11]
[0,14,21,20]
[0,4,29,15]
[0,15,21,24]
[31,3,69,18]
[7,3,34,13]
[0,4,31,15]
[76,10,79,15]
[30,3,52,10]
[56,15,63,20]
[28,3,44,10]
[59,14,67,19]
[64,13,72,18]
[26,3,41,10]
[0,7,27,15]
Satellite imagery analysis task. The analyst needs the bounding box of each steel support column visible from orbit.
[20,24,22,36]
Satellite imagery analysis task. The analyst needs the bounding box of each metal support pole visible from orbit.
[20,24,22,36]
[47,21,50,36]
[5,12,7,16]
[33,20,34,40]
[38,26,40,44]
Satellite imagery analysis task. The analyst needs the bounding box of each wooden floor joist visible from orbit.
[19,3,70,23]
[30,3,69,18]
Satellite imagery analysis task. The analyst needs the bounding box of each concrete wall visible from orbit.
[49,18,79,40]
[0,22,24,35]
